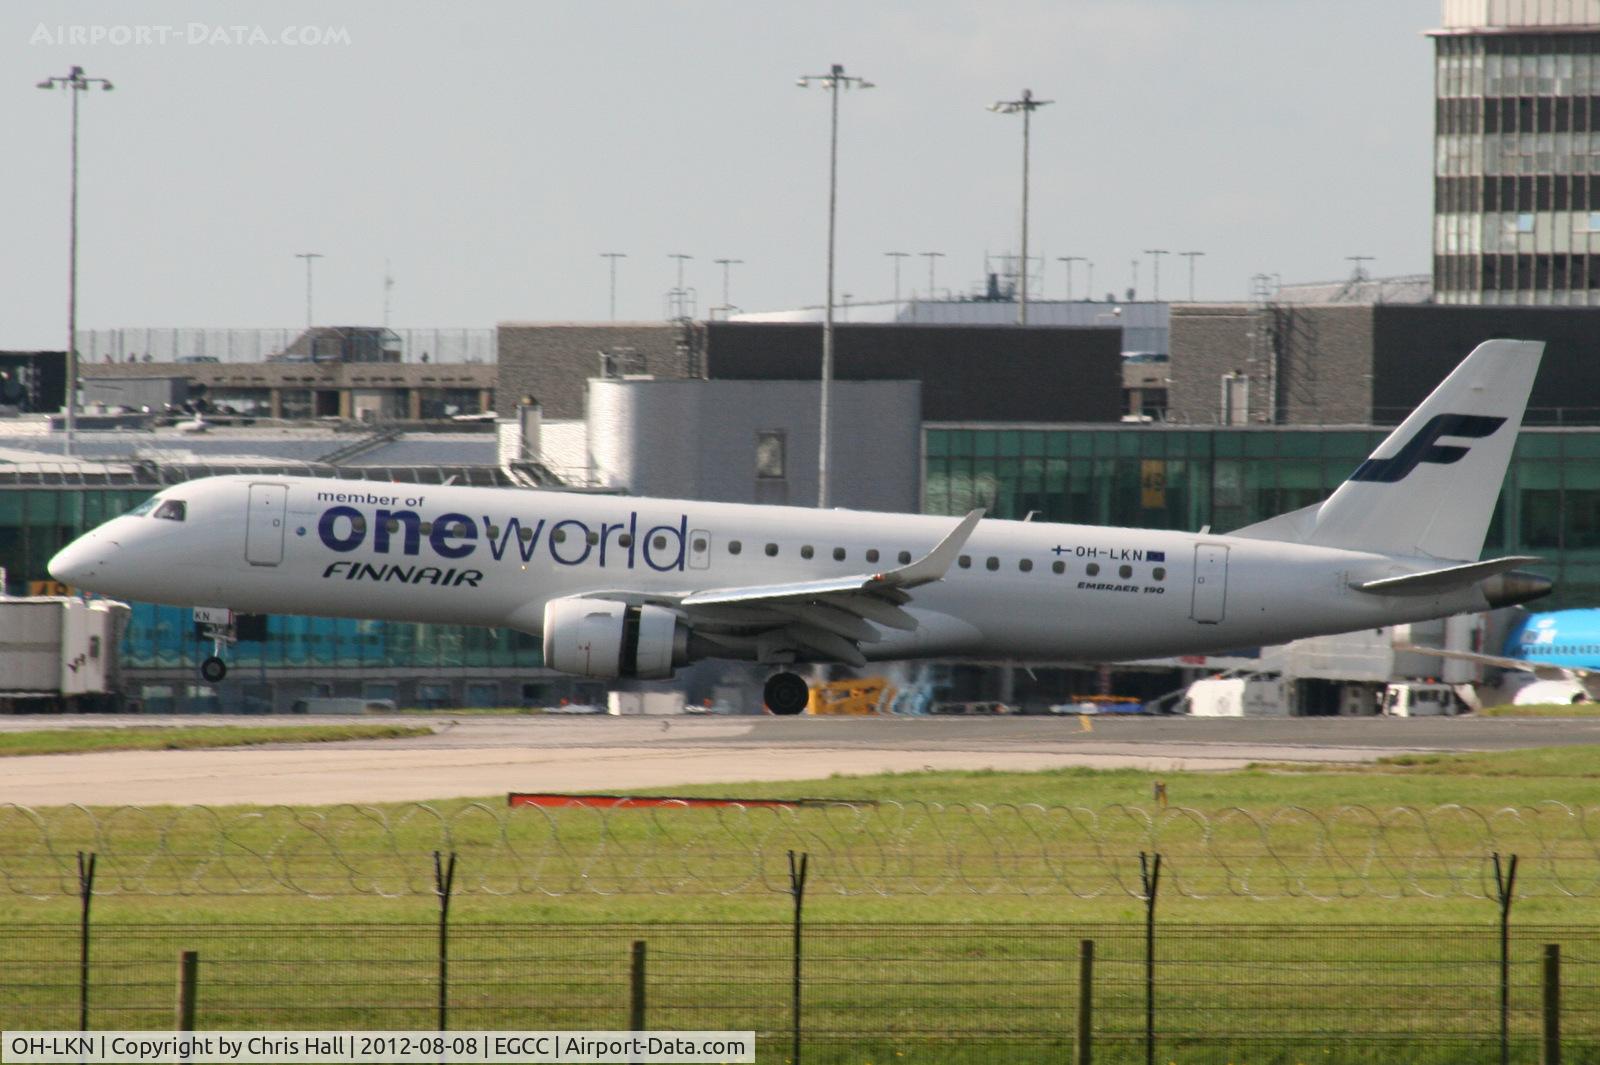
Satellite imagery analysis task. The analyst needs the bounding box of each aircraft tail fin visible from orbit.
[1233,339,1544,560]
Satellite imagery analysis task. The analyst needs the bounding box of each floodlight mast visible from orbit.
[989,89,1052,325]
[797,63,875,509]
[37,65,114,458]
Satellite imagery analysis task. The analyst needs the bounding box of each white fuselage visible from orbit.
[50,475,1496,665]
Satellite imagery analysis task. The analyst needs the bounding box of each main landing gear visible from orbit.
[200,656,227,683]
[763,671,810,715]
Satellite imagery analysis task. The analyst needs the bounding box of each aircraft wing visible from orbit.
[1395,641,1600,695]
[587,510,983,667]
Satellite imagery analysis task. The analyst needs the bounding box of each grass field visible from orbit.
[1,746,1597,926]
[0,724,434,757]
[3,748,1599,1061]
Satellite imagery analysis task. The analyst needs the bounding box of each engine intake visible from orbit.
[542,597,689,680]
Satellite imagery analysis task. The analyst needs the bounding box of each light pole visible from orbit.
[1180,251,1205,302]
[920,251,945,300]
[885,251,910,309]
[797,63,874,509]
[295,253,323,331]
[600,252,626,321]
[1058,256,1085,301]
[713,257,743,317]
[989,89,1052,325]
[667,253,693,319]
[37,65,113,457]
[1144,249,1168,302]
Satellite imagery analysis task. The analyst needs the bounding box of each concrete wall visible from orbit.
[1169,304,1376,425]
[587,378,921,512]
[496,323,685,419]
[703,322,1122,422]
[1370,305,1600,424]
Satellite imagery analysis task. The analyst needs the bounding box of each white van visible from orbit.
[1381,682,1459,717]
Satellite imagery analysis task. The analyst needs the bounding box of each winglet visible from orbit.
[878,510,984,589]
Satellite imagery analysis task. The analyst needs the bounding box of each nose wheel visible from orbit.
[200,656,228,683]
[763,671,810,715]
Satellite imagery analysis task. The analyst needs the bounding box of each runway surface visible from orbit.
[3,712,1598,807]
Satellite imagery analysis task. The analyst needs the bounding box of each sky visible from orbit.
[2,0,1441,347]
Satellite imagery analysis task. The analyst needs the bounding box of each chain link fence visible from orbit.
[3,921,1597,1063]
[4,799,1599,900]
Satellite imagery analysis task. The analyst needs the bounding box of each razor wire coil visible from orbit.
[1,799,1597,900]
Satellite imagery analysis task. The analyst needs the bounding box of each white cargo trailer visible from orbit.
[0,597,130,712]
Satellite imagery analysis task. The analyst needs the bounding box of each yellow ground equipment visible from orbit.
[806,677,897,715]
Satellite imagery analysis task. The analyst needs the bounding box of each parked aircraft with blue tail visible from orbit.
[1400,608,1600,704]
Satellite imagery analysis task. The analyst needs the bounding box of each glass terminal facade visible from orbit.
[924,425,1600,608]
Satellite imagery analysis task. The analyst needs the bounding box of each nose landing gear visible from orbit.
[763,671,810,715]
[200,656,228,683]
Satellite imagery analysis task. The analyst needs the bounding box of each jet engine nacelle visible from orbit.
[542,597,689,680]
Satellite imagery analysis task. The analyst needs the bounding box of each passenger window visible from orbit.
[552,529,566,543]
[833,547,846,561]
[420,521,433,535]
[958,555,972,569]
[1153,566,1166,581]
[898,550,912,564]
[986,557,999,571]
[729,540,742,555]
[1052,560,1065,574]
[153,500,187,522]
[652,535,667,550]
[1118,564,1132,579]
[521,527,536,542]
[1086,562,1100,576]
[801,545,815,559]
[484,523,497,538]
[866,549,880,563]
[765,543,779,557]
[588,531,601,545]
[1019,559,1033,572]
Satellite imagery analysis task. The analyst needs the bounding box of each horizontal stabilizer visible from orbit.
[1352,555,1540,596]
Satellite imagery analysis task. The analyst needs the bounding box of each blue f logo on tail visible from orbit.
[1348,413,1506,484]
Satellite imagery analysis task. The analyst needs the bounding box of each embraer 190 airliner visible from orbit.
[50,339,1554,713]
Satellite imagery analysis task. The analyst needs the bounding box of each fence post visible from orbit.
[1139,852,1161,1065]
[176,951,198,1031]
[77,851,96,1032]
[630,941,647,1031]
[433,850,458,1032]
[1492,852,1518,1065]
[1541,943,1560,1065]
[1075,939,1094,1065]
[788,850,809,1065]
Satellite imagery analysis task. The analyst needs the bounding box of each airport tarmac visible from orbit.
[2,713,1598,807]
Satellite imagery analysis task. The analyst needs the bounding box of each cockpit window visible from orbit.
[152,500,187,522]
[128,498,159,517]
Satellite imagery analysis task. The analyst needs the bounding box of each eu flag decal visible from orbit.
[1148,550,1166,562]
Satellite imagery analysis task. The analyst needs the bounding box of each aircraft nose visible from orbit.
[49,535,116,588]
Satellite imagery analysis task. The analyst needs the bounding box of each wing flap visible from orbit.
[668,510,984,666]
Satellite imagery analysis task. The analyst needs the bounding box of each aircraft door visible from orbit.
[1190,543,1229,623]
[688,529,712,570]
[244,483,288,566]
